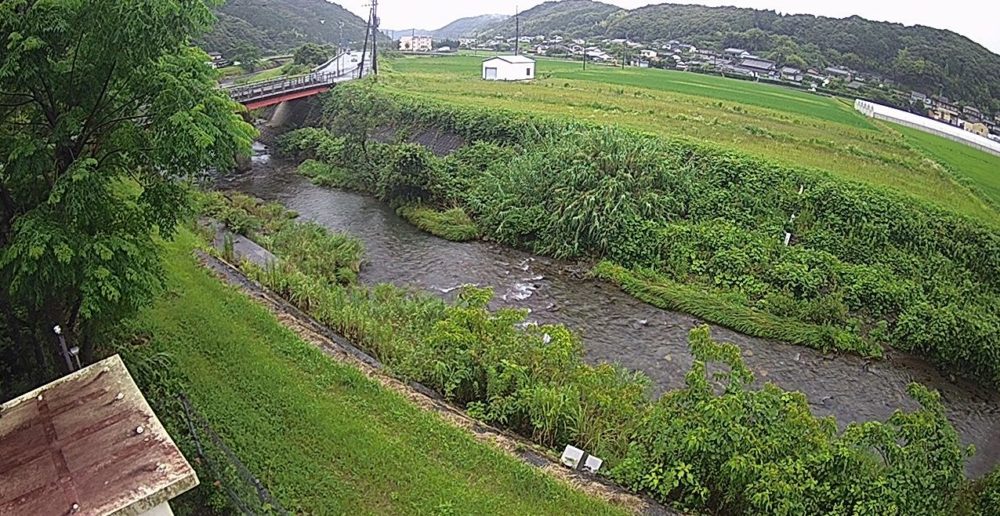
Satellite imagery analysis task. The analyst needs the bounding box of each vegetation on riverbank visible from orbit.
[396,204,481,241]
[120,230,624,515]
[203,193,995,514]
[592,262,877,356]
[278,83,1000,389]
[385,56,998,222]
[199,191,363,284]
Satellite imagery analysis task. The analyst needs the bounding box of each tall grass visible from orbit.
[396,204,481,241]
[207,204,983,514]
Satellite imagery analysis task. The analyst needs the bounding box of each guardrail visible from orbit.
[225,71,358,104]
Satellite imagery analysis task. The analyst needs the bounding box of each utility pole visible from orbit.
[622,31,628,70]
[371,0,379,75]
[359,5,371,77]
[515,7,521,56]
[358,0,379,77]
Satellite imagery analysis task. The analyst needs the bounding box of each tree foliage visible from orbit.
[293,43,331,66]
[198,0,384,56]
[0,0,254,387]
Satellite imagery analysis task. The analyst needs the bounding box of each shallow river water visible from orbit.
[222,150,1000,476]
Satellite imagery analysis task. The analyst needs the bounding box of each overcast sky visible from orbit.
[338,0,1000,53]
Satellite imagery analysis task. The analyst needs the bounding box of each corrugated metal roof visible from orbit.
[0,355,198,516]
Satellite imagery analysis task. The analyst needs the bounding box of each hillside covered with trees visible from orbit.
[199,0,376,55]
[481,0,1000,112]
[388,14,510,41]
[480,0,622,39]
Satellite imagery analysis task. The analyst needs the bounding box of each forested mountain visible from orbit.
[476,1,1000,111]
[479,0,622,39]
[199,0,377,55]
[388,14,510,41]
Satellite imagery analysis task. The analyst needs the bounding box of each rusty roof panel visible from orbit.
[0,355,198,516]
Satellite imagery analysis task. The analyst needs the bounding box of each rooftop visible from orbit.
[0,355,197,516]
[484,55,536,64]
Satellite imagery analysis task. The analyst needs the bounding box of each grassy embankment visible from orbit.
[893,123,1000,208]
[386,55,998,224]
[284,80,1000,387]
[132,228,627,515]
[187,193,992,514]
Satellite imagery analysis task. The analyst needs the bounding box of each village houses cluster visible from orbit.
[398,32,1000,141]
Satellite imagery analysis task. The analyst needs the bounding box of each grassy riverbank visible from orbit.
[127,229,628,515]
[279,85,1000,389]
[197,193,991,514]
[385,55,997,223]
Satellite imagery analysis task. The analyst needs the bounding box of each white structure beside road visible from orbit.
[400,36,433,52]
[482,55,536,81]
[855,100,1000,157]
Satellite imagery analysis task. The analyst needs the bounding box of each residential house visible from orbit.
[825,66,853,80]
[724,47,747,57]
[400,36,433,52]
[963,105,983,123]
[965,121,989,137]
[207,52,231,69]
[641,49,658,60]
[910,91,930,106]
[739,57,777,78]
[781,66,803,82]
[930,105,961,125]
[459,37,476,47]
[846,81,864,90]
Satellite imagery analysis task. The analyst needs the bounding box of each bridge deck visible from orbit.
[223,52,369,109]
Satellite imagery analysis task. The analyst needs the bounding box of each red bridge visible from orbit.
[225,70,360,110]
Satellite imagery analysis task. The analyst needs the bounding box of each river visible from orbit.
[221,146,1000,476]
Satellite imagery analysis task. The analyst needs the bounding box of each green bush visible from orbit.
[200,192,362,286]
[396,204,481,241]
[308,83,1000,387]
[206,197,986,514]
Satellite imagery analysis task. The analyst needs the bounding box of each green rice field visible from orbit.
[384,54,1000,225]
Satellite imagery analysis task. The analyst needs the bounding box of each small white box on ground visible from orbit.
[561,445,585,469]
[583,455,603,473]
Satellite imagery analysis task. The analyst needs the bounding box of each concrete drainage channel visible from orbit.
[197,233,678,515]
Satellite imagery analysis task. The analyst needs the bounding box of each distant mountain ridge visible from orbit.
[472,0,1000,112]
[199,0,381,55]
[478,0,621,40]
[387,14,509,41]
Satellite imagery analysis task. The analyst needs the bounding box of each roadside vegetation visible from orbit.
[120,230,623,515]
[385,55,998,223]
[277,82,1000,390]
[203,191,995,514]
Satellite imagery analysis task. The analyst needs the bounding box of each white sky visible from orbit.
[338,0,1000,53]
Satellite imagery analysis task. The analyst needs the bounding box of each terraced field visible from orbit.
[385,55,999,224]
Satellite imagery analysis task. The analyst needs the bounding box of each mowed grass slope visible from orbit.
[385,55,999,224]
[137,231,627,516]
[894,123,1000,207]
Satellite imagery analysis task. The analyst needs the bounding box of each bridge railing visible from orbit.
[225,70,357,103]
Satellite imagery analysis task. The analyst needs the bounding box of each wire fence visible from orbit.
[178,393,289,515]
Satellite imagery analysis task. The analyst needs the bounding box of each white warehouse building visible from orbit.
[482,55,536,81]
